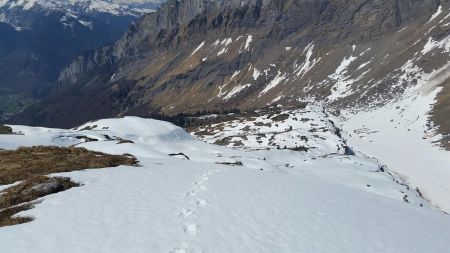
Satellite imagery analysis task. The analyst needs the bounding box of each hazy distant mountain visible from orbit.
[0,0,161,121]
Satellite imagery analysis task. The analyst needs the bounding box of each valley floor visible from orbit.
[0,115,449,252]
[341,87,450,213]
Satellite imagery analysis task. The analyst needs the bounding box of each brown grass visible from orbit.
[0,176,77,209]
[0,176,79,227]
[0,146,138,185]
[0,146,138,227]
[0,203,34,227]
[271,113,290,122]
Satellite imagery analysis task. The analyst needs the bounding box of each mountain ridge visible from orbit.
[0,0,161,121]
[11,0,449,149]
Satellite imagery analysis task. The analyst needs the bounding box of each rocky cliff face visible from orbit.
[12,0,450,147]
[57,0,438,84]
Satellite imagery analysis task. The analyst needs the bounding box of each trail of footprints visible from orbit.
[171,170,214,253]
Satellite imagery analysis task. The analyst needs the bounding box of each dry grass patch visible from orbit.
[0,176,78,227]
[0,146,138,185]
[0,146,138,227]
[0,203,34,227]
[271,113,290,122]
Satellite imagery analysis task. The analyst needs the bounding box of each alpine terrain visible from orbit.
[0,0,160,121]
[1,0,450,252]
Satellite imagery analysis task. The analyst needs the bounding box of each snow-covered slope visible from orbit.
[340,80,450,213]
[190,105,348,155]
[1,115,449,252]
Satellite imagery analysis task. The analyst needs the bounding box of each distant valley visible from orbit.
[0,0,160,121]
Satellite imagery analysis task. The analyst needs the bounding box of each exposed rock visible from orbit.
[117,139,135,144]
[0,176,79,227]
[216,161,243,166]
[0,125,13,134]
[23,177,75,196]
[168,152,190,160]
[11,0,449,149]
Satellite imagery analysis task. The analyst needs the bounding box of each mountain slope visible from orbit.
[0,0,160,121]
[8,0,449,149]
[12,0,449,148]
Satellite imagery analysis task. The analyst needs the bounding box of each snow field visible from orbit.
[0,115,449,252]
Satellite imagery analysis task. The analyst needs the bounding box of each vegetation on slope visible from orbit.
[0,146,138,227]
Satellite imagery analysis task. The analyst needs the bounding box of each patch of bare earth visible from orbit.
[0,146,138,227]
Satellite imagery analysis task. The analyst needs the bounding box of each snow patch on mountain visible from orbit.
[0,0,158,16]
[427,5,443,23]
[327,52,360,101]
[421,34,450,54]
[252,68,261,80]
[294,42,321,79]
[260,71,287,96]
[244,34,252,50]
[191,41,205,56]
[223,83,251,100]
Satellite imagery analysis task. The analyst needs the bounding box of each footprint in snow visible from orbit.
[185,185,207,197]
[185,173,211,197]
[196,185,208,191]
[183,223,199,236]
[170,243,190,253]
[185,190,197,197]
[316,211,326,216]
[196,175,209,184]
[179,208,195,218]
[196,199,208,207]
